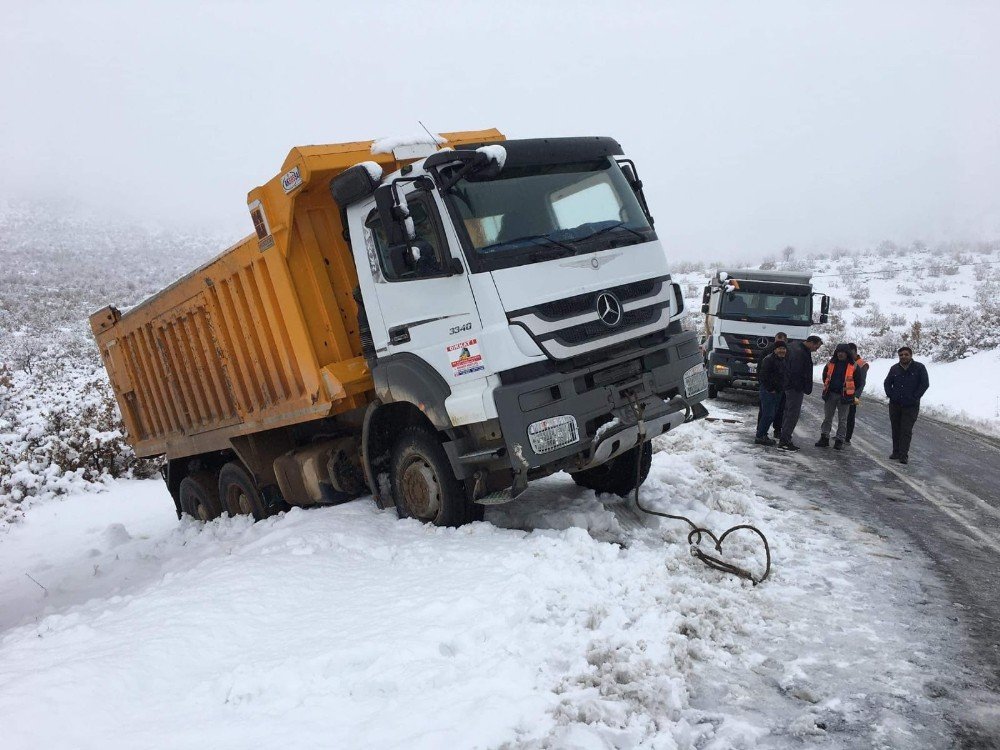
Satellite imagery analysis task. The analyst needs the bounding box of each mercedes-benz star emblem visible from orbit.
[757,337,769,348]
[596,291,623,327]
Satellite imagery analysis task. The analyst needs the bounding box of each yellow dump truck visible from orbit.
[91,129,708,525]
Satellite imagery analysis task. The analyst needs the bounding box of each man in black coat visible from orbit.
[763,332,788,437]
[755,340,788,446]
[883,346,930,464]
[778,335,824,451]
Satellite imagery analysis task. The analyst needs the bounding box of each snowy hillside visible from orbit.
[671,240,1000,434]
[0,201,223,521]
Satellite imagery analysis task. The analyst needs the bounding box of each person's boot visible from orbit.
[899,455,909,464]
[889,452,900,460]
[815,435,830,448]
[754,436,776,446]
[778,441,800,452]
[834,439,844,450]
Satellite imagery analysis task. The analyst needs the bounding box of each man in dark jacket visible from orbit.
[815,344,865,450]
[755,340,788,446]
[883,346,929,464]
[763,332,788,437]
[844,343,869,444]
[778,335,823,451]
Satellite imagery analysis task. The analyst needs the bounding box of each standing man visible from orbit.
[815,344,863,450]
[844,343,869,445]
[778,335,824,452]
[755,340,788,446]
[883,346,929,464]
[763,332,789,438]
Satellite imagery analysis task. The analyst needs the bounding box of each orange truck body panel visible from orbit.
[91,129,505,460]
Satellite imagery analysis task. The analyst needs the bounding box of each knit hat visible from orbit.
[772,340,788,350]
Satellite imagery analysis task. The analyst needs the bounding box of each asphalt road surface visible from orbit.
[714,390,1000,748]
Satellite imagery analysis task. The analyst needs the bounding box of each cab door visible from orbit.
[350,185,484,385]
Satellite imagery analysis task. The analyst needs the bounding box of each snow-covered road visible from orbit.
[1,417,994,749]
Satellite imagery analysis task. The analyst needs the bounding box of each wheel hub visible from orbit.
[400,457,441,521]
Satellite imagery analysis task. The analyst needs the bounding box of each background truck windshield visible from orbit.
[447,158,653,266]
[718,285,812,324]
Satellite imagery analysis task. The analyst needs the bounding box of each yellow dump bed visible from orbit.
[91,129,504,459]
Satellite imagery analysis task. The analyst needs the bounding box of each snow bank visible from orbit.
[0,418,977,748]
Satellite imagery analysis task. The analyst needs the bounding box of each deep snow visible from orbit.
[1,417,989,750]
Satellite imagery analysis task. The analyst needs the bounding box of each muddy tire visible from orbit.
[218,462,272,521]
[571,441,652,498]
[179,471,224,521]
[390,426,477,527]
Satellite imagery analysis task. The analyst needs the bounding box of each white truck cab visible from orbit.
[334,136,709,512]
[701,269,829,397]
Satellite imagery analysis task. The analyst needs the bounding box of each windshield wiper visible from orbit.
[580,221,648,244]
[481,234,577,257]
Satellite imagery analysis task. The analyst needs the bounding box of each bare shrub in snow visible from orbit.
[852,303,890,334]
[759,256,776,270]
[930,301,964,315]
[889,313,907,326]
[922,307,1000,362]
[895,284,914,297]
[849,285,870,302]
[974,279,1000,308]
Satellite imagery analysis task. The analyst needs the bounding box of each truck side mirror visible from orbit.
[374,185,407,247]
[701,286,711,314]
[819,294,830,324]
[615,158,655,228]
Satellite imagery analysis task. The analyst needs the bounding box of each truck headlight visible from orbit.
[528,415,579,454]
[712,364,730,376]
[684,364,709,397]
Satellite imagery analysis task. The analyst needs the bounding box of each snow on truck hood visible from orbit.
[489,239,670,311]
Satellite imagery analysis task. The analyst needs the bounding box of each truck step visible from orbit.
[474,488,513,506]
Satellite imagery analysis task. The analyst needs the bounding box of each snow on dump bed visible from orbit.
[0,419,983,749]
[370,132,445,155]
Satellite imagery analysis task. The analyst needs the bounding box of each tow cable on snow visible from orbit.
[627,394,772,585]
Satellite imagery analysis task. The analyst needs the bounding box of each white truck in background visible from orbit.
[701,269,830,398]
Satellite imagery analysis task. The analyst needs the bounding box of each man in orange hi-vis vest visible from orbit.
[816,344,865,450]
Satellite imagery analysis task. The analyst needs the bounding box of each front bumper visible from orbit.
[493,331,706,487]
[708,350,761,390]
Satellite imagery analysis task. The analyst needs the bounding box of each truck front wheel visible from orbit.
[390,426,479,527]
[571,442,652,498]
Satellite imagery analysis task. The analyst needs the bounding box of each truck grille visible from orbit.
[535,279,658,319]
[508,275,672,360]
[721,333,772,360]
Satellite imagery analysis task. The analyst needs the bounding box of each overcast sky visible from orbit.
[2,1,998,261]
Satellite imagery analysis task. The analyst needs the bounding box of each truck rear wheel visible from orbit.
[219,462,272,521]
[571,442,652,498]
[179,471,224,521]
[390,426,478,527]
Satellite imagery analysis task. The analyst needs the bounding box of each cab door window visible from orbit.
[365,194,449,281]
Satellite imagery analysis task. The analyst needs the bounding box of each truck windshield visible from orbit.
[718,283,812,324]
[445,158,654,271]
